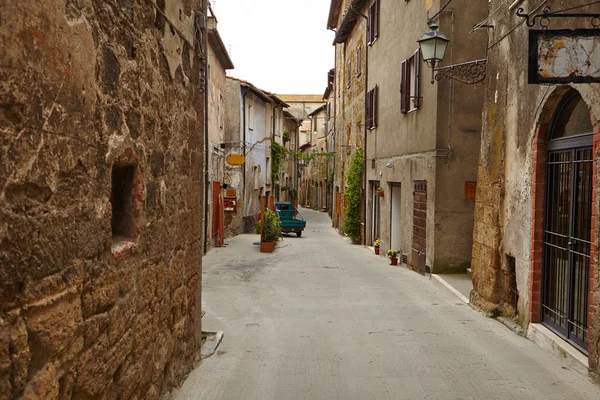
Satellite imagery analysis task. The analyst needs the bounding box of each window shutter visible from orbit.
[367,7,372,45]
[374,0,380,40]
[413,49,421,109]
[366,91,373,129]
[373,85,378,128]
[400,60,408,114]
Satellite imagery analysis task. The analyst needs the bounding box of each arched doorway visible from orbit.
[542,90,593,354]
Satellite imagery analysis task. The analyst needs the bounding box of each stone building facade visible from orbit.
[328,0,367,238]
[0,1,205,398]
[471,0,600,377]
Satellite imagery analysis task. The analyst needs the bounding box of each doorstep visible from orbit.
[527,323,589,377]
[432,273,472,304]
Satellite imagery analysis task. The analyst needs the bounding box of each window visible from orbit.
[367,0,380,46]
[111,164,136,241]
[400,49,421,114]
[366,85,378,130]
[248,99,254,130]
[356,46,362,77]
[347,60,352,88]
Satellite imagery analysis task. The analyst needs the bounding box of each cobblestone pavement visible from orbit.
[175,207,600,400]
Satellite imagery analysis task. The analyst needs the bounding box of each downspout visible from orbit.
[242,87,249,219]
[350,2,368,245]
[328,26,337,228]
[202,5,210,255]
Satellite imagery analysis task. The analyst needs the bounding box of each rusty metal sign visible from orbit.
[529,29,600,84]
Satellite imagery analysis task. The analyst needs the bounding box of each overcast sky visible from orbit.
[211,0,335,95]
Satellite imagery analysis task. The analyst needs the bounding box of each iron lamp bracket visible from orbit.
[433,59,487,85]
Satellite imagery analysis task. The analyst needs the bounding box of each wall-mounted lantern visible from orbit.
[417,22,488,85]
[417,23,450,84]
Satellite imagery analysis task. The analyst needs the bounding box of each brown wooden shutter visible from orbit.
[413,49,421,109]
[373,85,378,128]
[212,181,220,236]
[400,60,408,114]
[366,89,372,129]
[367,6,372,45]
[374,0,380,40]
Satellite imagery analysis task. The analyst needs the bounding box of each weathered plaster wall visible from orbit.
[432,1,487,272]
[206,21,228,252]
[222,79,244,237]
[471,0,600,377]
[243,94,270,222]
[0,1,205,398]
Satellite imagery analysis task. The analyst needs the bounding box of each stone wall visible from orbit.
[471,0,600,377]
[0,0,205,398]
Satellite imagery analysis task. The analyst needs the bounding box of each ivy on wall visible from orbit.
[271,141,287,185]
[344,148,364,243]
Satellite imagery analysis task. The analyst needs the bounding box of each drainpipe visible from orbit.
[350,1,369,245]
[202,4,210,255]
[328,26,337,228]
[242,87,249,219]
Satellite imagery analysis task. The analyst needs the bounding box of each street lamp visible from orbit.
[417,23,450,84]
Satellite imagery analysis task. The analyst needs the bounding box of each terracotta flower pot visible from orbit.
[377,191,384,198]
[260,240,276,253]
[390,257,398,266]
[374,247,380,255]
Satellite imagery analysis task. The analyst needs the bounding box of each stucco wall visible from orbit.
[206,24,229,251]
[364,0,486,272]
[0,0,205,398]
[222,79,244,237]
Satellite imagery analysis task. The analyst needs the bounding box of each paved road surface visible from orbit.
[175,207,600,400]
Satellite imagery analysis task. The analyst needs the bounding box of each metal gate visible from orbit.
[543,146,592,353]
[412,181,427,272]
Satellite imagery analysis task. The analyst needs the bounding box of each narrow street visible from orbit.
[176,208,600,400]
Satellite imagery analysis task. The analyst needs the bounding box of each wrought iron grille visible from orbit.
[542,147,592,354]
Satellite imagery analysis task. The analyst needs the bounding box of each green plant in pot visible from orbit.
[260,209,281,253]
[373,239,381,255]
[387,249,398,266]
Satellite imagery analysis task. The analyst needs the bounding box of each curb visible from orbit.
[432,274,470,304]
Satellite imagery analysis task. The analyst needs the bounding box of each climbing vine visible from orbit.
[327,171,334,193]
[271,141,287,185]
[344,148,364,243]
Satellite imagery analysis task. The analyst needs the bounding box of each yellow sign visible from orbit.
[226,153,245,166]
[426,0,433,12]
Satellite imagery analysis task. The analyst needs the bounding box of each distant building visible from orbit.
[205,10,234,252]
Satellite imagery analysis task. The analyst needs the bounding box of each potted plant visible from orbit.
[373,239,381,255]
[376,185,384,198]
[387,249,399,266]
[260,209,281,253]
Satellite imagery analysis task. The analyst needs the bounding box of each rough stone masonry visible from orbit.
[0,1,205,399]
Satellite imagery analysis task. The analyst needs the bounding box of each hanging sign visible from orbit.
[226,153,245,166]
[529,29,600,84]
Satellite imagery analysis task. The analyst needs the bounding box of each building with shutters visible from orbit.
[358,0,487,273]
